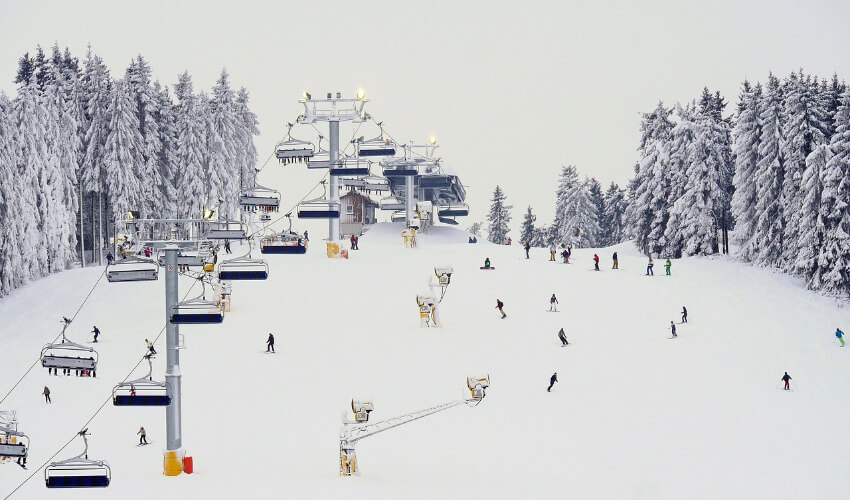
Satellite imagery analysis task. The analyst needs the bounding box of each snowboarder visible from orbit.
[681,306,688,324]
[665,258,672,276]
[549,294,559,312]
[138,426,147,445]
[496,299,506,319]
[646,257,654,276]
[106,252,114,265]
[558,328,569,346]
[145,339,156,355]
[836,328,845,347]
[781,372,792,390]
[549,243,556,261]
[483,258,492,269]
[670,321,677,338]
[593,254,600,271]
[43,386,51,403]
[266,333,275,353]
[524,241,530,259]
[612,251,618,269]
[91,325,100,343]
[547,372,558,392]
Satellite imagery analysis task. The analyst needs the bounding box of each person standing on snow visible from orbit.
[548,243,556,261]
[106,252,114,265]
[350,234,359,250]
[670,321,677,338]
[496,299,507,319]
[558,328,569,346]
[593,254,600,271]
[138,426,147,445]
[681,306,688,324]
[549,294,559,312]
[646,257,654,276]
[665,258,672,276]
[781,372,792,390]
[43,386,51,403]
[91,325,100,343]
[524,241,531,259]
[266,333,275,353]
[836,328,845,347]
[547,372,558,392]
[612,251,618,269]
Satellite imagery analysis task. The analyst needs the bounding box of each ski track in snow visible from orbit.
[1,222,848,499]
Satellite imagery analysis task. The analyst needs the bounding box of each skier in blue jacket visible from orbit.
[837,328,845,347]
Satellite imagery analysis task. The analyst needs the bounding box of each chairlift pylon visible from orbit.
[45,430,111,488]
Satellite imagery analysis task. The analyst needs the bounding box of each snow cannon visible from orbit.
[467,375,490,401]
[434,266,453,286]
[351,400,374,423]
[416,295,439,327]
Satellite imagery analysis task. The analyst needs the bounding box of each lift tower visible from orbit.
[297,91,368,243]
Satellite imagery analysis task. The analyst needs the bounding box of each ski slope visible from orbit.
[1,223,848,499]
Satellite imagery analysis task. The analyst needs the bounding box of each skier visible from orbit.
[548,243,556,261]
[303,230,309,241]
[106,252,114,265]
[145,339,156,355]
[612,251,618,269]
[665,258,672,276]
[91,325,100,343]
[224,240,232,254]
[524,241,530,259]
[566,246,572,263]
[496,299,507,319]
[547,372,558,392]
[350,234,358,250]
[670,321,677,338]
[593,253,600,271]
[646,257,654,276]
[144,247,151,258]
[266,333,275,353]
[781,372,792,391]
[836,328,845,347]
[43,386,51,403]
[138,426,147,445]
[681,306,688,324]
[558,328,569,346]
[549,294,559,312]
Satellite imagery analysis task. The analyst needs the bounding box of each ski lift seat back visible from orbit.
[0,441,28,458]
[106,256,159,283]
[218,257,269,281]
[41,339,98,371]
[45,431,111,488]
[171,297,224,324]
[297,199,340,219]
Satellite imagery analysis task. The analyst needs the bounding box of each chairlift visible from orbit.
[45,430,111,488]
[240,184,281,212]
[205,220,247,240]
[341,178,366,189]
[106,256,159,283]
[0,411,29,460]
[112,355,171,406]
[275,124,314,164]
[261,214,307,254]
[438,205,470,218]
[362,176,390,192]
[356,124,396,157]
[41,321,98,374]
[297,198,340,219]
[218,255,269,281]
[330,157,370,177]
[379,197,405,211]
[171,295,224,324]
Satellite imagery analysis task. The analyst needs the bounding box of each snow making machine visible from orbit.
[339,376,489,476]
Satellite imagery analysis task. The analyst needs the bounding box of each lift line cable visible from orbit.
[243,172,329,241]
[254,134,286,174]
[3,279,200,500]
[0,267,108,407]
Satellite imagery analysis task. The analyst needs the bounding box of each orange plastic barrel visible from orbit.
[183,456,194,474]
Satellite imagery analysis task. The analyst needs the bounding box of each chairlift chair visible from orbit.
[362,176,390,192]
[261,231,307,254]
[41,323,98,373]
[218,255,269,281]
[0,411,29,460]
[240,184,281,212]
[356,137,396,158]
[106,256,159,283]
[379,197,405,211]
[297,199,340,219]
[45,430,111,488]
[330,157,370,177]
[275,125,315,164]
[205,220,248,240]
[307,151,332,169]
[112,355,171,406]
[171,296,224,324]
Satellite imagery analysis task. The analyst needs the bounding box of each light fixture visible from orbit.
[327,92,332,99]
[203,209,215,220]
[301,91,311,101]
[336,92,341,98]
[429,136,437,146]
[356,88,366,100]
[127,210,140,220]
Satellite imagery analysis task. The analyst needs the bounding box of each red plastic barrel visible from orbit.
[183,456,194,474]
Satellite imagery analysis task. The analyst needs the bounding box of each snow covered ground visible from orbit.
[1,222,848,499]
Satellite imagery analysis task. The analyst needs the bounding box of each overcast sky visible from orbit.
[2,0,849,229]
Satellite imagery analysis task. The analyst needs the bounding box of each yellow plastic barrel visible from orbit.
[163,450,183,476]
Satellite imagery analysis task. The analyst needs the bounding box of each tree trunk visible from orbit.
[79,183,85,267]
[98,190,104,265]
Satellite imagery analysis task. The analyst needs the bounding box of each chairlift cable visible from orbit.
[3,280,200,500]
[0,268,107,407]
[254,135,287,174]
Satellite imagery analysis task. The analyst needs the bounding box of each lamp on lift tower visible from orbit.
[429,136,437,146]
[356,88,366,100]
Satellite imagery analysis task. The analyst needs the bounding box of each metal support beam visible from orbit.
[329,120,340,243]
[164,247,182,453]
[405,176,414,226]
